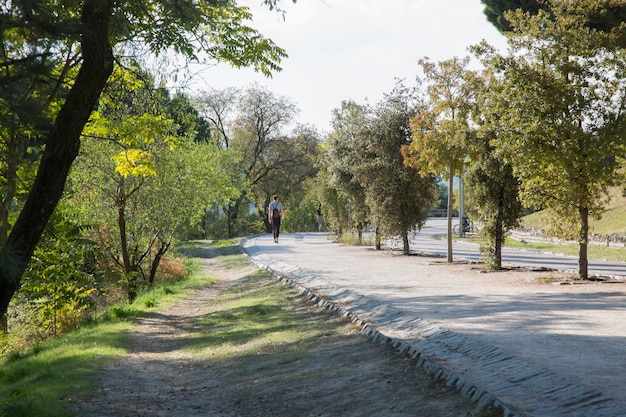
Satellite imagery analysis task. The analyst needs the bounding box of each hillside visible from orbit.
[520,187,626,236]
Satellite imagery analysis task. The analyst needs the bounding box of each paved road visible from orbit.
[242,222,626,417]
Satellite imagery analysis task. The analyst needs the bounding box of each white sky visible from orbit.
[187,0,509,132]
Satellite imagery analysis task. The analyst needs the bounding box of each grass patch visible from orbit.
[209,238,243,257]
[520,187,626,236]
[182,268,343,361]
[336,233,375,246]
[0,322,130,417]
[129,268,217,312]
[221,255,250,270]
[0,241,221,417]
[174,238,240,259]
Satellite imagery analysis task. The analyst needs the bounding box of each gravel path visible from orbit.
[243,232,626,417]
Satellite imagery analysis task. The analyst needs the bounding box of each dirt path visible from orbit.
[73,244,493,417]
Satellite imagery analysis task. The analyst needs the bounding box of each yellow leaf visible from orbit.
[111,149,156,177]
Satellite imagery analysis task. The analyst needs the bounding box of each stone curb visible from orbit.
[241,241,626,417]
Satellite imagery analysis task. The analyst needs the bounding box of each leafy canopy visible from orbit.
[481,0,626,43]
[474,1,626,216]
[404,57,477,178]
[473,0,626,278]
[0,0,294,322]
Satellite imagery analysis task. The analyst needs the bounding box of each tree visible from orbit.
[230,84,300,234]
[0,1,83,258]
[355,82,438,255]
[297,169,342,234]
[1,0,290,324]
[466,129,523,269]
[70,66,175,302]
[457,69,524,270]
[194,84,319,238]
[481,0,626,42]
[474,0,626,279]
[72,67,241,302]
[325,100,371,242]
[254,124,321,230]
[194,87,240,149]
[403,57,476,263]
[313,151,351,238]
[165,91,213,144]
[74,133,239,301]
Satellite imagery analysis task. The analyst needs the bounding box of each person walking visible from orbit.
[268,195,284,243]
[316,203,323,231]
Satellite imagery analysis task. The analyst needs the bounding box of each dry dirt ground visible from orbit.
[73,245,498,417]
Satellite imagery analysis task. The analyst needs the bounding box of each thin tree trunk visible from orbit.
[579,205,589,280]
[227,202,233,238]
[0,0,114,323]
[127,276,138,304]
[262,196,272,233]
[494,187,506,270]
[227,196,244,238]
[117,200,138,303]
[402,230,410,255]
[375,227,381,250]
[118,198,132,274]
[148,239,171,285]
[447,163,454,263]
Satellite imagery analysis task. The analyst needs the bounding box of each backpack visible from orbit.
[272,207,281,219]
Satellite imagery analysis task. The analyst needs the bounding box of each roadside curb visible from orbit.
[241,239,626,417]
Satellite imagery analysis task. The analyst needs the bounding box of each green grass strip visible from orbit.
[0,240,224,417]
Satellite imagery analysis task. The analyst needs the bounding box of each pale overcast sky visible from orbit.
[189,0,509,132]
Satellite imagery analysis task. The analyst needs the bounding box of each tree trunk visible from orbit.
[402,230,410,255]
[116,197,139,302]
[375,227,381,250]
[262,197,272,233]
[118,197,132,274]
[263,214,272,233]
[127,274,138,304]
[578,205,589,280]
[227,202,234,238]
[494,187,506,270]
[446,164,455,263]
[148,239,171,285]
[226,197,244,238]
[0,0,114,323]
